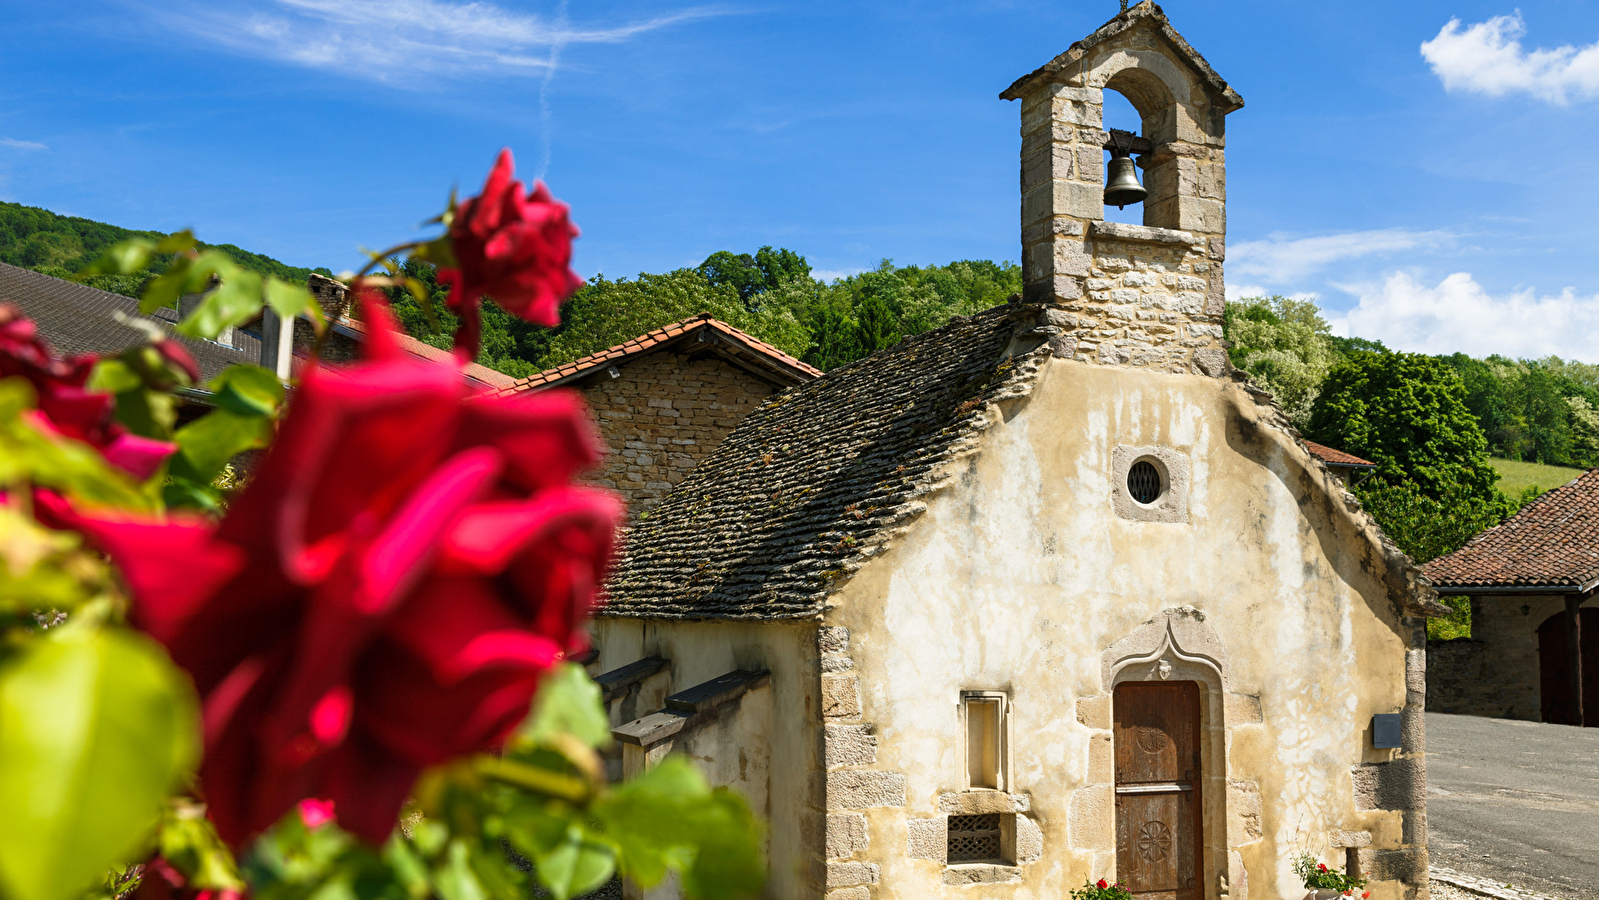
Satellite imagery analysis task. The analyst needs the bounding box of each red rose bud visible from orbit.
[438,148,583,359]
[61,296,621,847]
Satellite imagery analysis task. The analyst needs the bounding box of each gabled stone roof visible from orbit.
[1422,470,1599,593]
[498,314,821,395]
[602,303,1050,620]
[0,261,255,380]
[1000,2,1244,112]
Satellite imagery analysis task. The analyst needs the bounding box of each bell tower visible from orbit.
[1001,1,1243,375]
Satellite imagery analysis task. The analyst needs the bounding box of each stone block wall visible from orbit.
[1039,223,1228,375]
[1007,6,1239,377]
[1426,594,1593,721]
[578,352,779,515]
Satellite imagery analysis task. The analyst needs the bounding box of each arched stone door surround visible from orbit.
[1069,607,1259,900]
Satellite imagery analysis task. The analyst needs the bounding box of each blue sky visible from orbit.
[2,0,1598,360]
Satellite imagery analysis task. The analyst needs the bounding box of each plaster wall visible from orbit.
[1427,595,1599,720]
[822,359,1426,900]
[590,618,824,900]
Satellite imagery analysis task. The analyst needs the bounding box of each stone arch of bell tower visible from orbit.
[1001,2,1244,375]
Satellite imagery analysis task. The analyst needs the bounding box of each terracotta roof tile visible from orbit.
[1422,469,1599,590]
[602,304,1049,621]
[1302,440,1375,468]
[498,314,821,395]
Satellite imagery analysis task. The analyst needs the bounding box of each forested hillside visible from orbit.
[387,249,1024,379]
[0,201,330,298]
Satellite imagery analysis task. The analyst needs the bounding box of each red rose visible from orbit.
[61,297,621,846]
[1097,880,1108,889]
[438,148,583,359]
[0,303,178,480]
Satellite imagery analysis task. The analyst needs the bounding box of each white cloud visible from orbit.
[160,0,727,83]
[0,138,48,151]
[1229,229,1455,284]
[1421,13,1599,103]
[1328,271,1599,361]
[812,267,867,282]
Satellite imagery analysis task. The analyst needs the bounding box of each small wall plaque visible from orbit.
[1372,713,1402,749]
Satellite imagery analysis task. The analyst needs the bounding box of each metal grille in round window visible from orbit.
[1127,460,1163,504]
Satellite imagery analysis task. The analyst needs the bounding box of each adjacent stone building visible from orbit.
[585,7,1443,900]
[1423,470,1599,726]
[497,314,820,515]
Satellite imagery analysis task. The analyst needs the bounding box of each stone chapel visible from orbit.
[587,6,1445,900]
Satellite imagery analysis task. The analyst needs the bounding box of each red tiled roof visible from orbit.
[330,317,516,389]
[1422,469,1599,591]
[497,314,821,395]
[1303,440,1375,468]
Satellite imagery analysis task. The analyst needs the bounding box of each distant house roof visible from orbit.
[1302,440,1376,470]
[0,261,254,381]
[1422,470,1599,594]
[498,313,821,396]
[602,303,1049,621]
[324,317,516,389]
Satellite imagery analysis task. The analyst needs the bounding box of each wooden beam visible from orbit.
[1104,128,1155,155]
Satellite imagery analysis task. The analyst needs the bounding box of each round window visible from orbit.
[1127,460,1163,505]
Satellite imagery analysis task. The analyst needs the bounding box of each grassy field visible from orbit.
[1489,458,1587,498]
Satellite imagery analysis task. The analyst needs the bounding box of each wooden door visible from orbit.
[1538,612,1579,725]
[1114,682,1202,900]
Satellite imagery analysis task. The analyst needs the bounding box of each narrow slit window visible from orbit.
[962,692,1007,791]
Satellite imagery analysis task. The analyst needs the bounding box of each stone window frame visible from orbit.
[1111,445,1190,524]
[960,690,1010,792]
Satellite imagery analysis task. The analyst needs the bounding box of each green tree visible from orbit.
[1308,351,1500,503]
[1222,296,1342,426]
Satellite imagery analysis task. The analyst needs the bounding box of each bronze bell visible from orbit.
[1104,150,1147,209]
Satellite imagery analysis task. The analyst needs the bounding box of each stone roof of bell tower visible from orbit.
[1000,1,1243,112]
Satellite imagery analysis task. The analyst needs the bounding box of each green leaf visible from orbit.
[210,365,286,418]
[171,409,273,485]
[0,627,199,900]
[85,359,142,396]
[0,380,153,512]
[591,758,764,900]
[433,841,489,900]
[112,387,179,440]
[140,256,198,315]
[519,663,612,750]
[155,802,242,891]
[78,240,154,278]
[264,278,313,322]
[161,478,221,513]
[154,230,198,254]
[532,827,615,900]
[177,268,264,341]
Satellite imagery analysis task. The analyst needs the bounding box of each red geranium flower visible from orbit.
[438,148,583,359]
[0,303,178,479]
[58,296,621,846]
[1318,864,1329,872]
[1096,880,1108,890]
